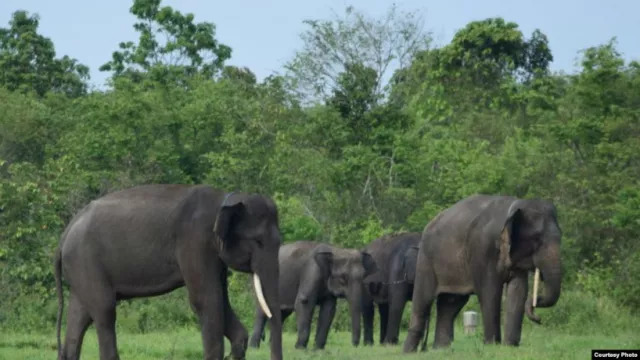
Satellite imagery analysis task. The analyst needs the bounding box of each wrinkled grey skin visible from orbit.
[248,240,378,350]
[54,184,283,360]
[403,194,563,353]
[361,232,420,346]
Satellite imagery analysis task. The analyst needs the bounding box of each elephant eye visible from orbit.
[340,275,348,284]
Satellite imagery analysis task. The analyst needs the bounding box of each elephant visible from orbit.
[53,184,283,360]
[361,232,420,346]
[248,240,378,350]
[403,194,563,353]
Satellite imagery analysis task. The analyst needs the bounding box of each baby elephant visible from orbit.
[249,240,378,350]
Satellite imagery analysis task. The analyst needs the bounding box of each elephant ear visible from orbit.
[499,202,522,272]
[213,193,246,252]
[361,252,382,296]
[313,251,333,279]
[361,252,378,278]
[404,246,419,284]
[500,201,545,273]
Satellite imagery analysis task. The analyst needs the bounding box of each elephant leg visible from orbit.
[314,297,337,350]
[60,292,93,360]
[433,293,470,348]
[384,284,408,345]
[222,279,249,359]
[80,284,120,360]
[503,271,528,346]
[265,310,292,346]
[72,270,119,360]
[294,293,318,349]
[182,256,226,360]
[93,302,119,360]
[402,254,436,353]
[249,307,268,349]
[62,260,119,360]
[362,293,375,346]
[189,290,225,359]
[378,303,389,345]
[478,278,504,344]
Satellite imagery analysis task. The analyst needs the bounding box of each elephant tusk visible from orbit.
[532,268,540,307]
[253,273,273,319]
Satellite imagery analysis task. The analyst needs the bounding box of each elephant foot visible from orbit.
[224,343,246,360]
[402,329,423,353]
[432,341,452,349]
[224,354,245,360]
[432,334,453,349]
[363,340,374,346]
[383,337,399,346]
[224,347,246,360]
[294,343,307,350]
[502,337,521,347]
[483,339,500,345]
[247,337,260,349]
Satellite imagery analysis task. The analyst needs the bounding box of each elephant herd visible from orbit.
[247,233,421,351]
[53,184,563,360]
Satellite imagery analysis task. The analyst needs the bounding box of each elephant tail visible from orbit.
[54,247,64,358]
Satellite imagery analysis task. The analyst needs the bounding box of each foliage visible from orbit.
[1,0,639,339]
[0,11,89,98]
[284,4,432,102]
[99,0,232,85]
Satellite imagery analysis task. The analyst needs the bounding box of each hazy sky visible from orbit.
[1,0,638,90]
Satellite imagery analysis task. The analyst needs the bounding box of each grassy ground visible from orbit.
[1,324,638,360]
[2,290,639,359]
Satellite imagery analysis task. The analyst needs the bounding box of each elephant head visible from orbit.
[499,199,563,324]
[214,192,283,359]
[314,248,378,346]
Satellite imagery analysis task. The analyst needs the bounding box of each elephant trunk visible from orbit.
[254,257,282,360]
[347,285,363,347]
[526,242,563,324]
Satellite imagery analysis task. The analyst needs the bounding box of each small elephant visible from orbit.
[403,194,563,353]
[361,232,420,346]
[248,240,378,350]
[54,184,284,360]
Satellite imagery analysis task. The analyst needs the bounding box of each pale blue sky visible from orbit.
[1,0,638,90]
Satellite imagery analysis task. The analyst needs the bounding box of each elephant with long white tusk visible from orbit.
[403,194,563,353]
[54,185,284,360]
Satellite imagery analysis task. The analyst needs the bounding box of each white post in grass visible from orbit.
[463,311,478,335]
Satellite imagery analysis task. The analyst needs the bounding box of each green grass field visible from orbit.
[2,290,639,359]
[1,325,638,360]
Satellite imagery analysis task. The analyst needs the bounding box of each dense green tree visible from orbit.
[285,4,432,102]
[0,10,89,97]
[99,0,232,85]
